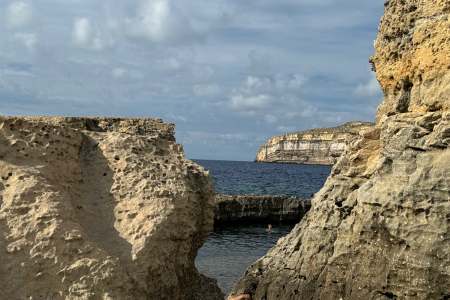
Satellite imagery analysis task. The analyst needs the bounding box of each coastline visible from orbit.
[253,160,334,166]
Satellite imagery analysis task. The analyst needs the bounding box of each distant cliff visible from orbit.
[256,121,374,165]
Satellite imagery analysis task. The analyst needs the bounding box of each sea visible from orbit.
[194,160,331,294]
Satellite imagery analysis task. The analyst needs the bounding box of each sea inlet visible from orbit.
[194,160,331,294]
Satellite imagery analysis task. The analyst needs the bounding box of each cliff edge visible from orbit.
[255,122,374,165]
[232,0,450,299]
[0,117,223,299]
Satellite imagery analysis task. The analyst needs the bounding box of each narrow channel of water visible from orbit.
[196,224,293,294]
[194,160,331,295]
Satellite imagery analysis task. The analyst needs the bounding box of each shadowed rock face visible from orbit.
[255,122,374,165]
[214,195,311,225]
[231,1,450,299]
[0,117,223,300]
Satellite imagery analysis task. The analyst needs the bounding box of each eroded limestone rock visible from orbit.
[232,1,450,299]
[255,122,374,165]
[0,117,223,300]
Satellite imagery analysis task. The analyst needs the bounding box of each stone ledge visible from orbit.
[214,194,311,226]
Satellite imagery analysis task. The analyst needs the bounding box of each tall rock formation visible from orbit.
[255,122,373,165]
[231,1,450,299]
[0,117,223,300]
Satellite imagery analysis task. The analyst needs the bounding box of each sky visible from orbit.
[0,0,384,161]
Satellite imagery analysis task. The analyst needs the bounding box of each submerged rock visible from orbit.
[232,1,450,299]
[0,117,223,300]
[255,122,374,165]
[214,194,311,225]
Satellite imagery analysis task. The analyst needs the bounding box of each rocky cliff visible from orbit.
[231,1,450,299]
[255,122,374,165]
[214,195,311,226]
[0,117,223,300]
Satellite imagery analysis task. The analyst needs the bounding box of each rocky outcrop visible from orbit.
[255,122,374,165]
[231,1,450,299]
[214,195,311,225]
[0,117,223,300]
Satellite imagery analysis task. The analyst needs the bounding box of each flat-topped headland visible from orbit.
[231,0,450,299]
[0,116,223,299]
[256,121,374,165]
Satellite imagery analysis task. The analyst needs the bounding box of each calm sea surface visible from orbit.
[194,160,331,294]
[195,159,331,198]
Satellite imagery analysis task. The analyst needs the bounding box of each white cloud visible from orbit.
[230,94,273,112]
[5,2,37,51]
[243,74,304,93]
[14,33,37,50]
[0,0,383,160]
[73,18,91,46]
[354,73,381,97]
[72,17,110,50]
[6,1,32,29]
[111,67,144,80]
[126,0,198,44]
[276,74,305,90]
[245,76,269,90]
[112,68,127,79]
[229,74,305,113]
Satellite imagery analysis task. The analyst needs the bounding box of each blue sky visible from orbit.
[0,0,384,161]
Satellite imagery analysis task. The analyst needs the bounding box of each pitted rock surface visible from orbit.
[232,1,450,299]
[0,117,223,300]
[255,122,374,165]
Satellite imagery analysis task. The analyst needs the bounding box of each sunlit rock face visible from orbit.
[255,122,374,165]
[232,1,450,299]
[0,117,223,300]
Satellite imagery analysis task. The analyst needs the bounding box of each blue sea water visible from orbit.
[196,225,292,294]
[194,159,331,198]
[194,160,331,295]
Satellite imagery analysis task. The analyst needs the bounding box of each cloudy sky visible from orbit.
[0,0,384,161]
